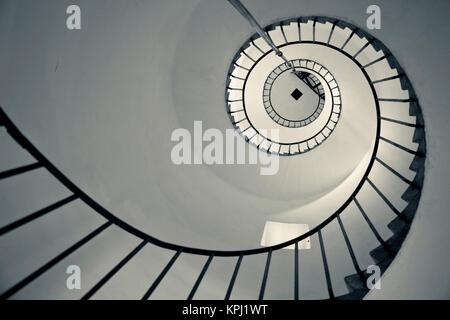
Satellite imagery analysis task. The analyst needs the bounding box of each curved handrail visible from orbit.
[0,16,426,300]
[0,38,380,257]
[0,18,390,257]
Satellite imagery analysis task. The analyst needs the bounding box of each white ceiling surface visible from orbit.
[0,0,449,299]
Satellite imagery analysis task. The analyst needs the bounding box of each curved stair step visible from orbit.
[281,21,300,43]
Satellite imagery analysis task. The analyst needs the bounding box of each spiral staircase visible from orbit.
[0,5,428,300]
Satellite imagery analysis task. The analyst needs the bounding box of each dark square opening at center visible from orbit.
[291,88,303,100]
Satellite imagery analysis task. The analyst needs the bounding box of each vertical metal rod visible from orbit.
[336,215,365,283]
[318,230,334,299]
[294,242,299,300]
[366,178,408,221]
[375,157,416,186]
[141,249,182,300]
[354,198,390,251]
[0,162,43,180]
[225,255,243,300]
[187,254,214,300]
[82,239,150,300]
[0,194,78,236]
[258,249,272,300]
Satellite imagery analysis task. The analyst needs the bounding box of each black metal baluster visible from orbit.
[82,238,150,300]
[187,254,214,300]
[225,255,243,300]
[336,215,365,284]
[379,136,424,157]
[297,19,302,42]
[258,249,272,300]
[327,20,338,45]
[294,242,299,300]
[375,157,417,187]
[312,18,317,43]
[141,249,182,300]
[366,178,408,221]
[362,54,390,69]
[370,74,404,85]
[379,117,420,128]
[0,162,43,180]
[353,40,371,60]
[377,98,415,103]
[318,230,334,299]
[0,194,78,236]
[0,220,112,299]
[341,28,356,50]
[280,22,288,44]
[354,198,391,252]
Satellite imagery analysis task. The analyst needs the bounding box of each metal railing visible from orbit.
[0,16,426,300]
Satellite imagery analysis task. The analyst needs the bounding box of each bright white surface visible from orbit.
[261,221,311,250]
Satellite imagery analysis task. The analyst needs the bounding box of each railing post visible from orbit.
[82,238,150,300]
[141,249,182,300]
[294,242,299,300]
[187,254,214,300]
[225,255,243,300]
[258,249,272,300]
[318,230,334,299]
[0,194,78,236]
[366,178,409,221]
[0,162,43,180]
[354,198,391,253]
[336,215,365,284]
